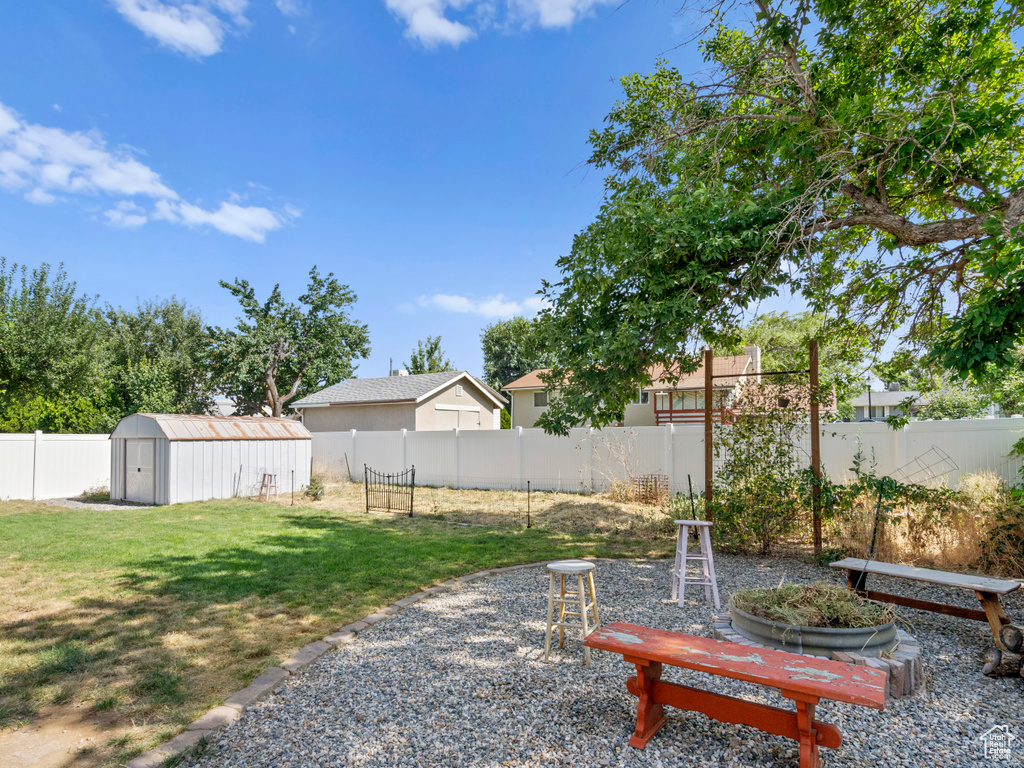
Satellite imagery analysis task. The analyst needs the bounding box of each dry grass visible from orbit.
[731,583,894,628]
[825,472,1024,576]
[288,479,684,539]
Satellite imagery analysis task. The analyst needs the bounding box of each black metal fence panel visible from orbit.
[365,464,415,516]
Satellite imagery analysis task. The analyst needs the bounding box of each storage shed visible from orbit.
[110,414,312,505]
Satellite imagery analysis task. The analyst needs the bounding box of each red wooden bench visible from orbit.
[584,623,887,768]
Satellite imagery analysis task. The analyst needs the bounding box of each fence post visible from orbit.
[453,428,460,489]
[586,427,595,493]
[350,429,358,481]
[32,430,42,501]
[516,426,524,491]
[665,424,675,492]
[401,428,408,471]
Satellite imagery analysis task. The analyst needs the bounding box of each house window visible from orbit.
[456,385,464,397]
[672,391,684,410]
[634,389,649,405]
[534,391,549,408]
[870,405,885,419]
[655,392,669,410]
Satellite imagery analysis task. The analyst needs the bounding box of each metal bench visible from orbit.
[830,557,1021,649]
[584,623,887,768]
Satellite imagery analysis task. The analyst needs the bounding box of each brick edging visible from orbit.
[123,559,582,767]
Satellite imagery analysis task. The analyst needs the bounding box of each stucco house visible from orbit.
[502,346,762,429]
[292,371,507,432]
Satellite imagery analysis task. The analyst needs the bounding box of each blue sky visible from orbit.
[0,1,733,380]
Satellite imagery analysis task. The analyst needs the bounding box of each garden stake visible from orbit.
[527,481,531,529]
[687,474,696,519]
[854,481,887,591]
[291,470,294,506]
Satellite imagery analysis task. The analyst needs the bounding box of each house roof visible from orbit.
[851,390,921,407]
[292,371,507,409]
[502,354,754,392]
[111,414,311,441]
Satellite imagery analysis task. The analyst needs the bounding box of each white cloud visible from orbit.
[415,293,548,318]
[53,104,62,112]
[105,200,149,228]
[110,0,250,58]
[0,101,292,242]
[385,0,476,47]
[384,0,613,46]
[275,0,305,16]
[509,0,610,27]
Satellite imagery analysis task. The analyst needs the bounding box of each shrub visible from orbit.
[709,382,814,554]
[304,476,325,501]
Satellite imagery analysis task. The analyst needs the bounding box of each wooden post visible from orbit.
[810,339,822,555]
[704,348,714,514]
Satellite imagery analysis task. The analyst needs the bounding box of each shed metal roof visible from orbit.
[111,413,312,441]
[292,371,506,408]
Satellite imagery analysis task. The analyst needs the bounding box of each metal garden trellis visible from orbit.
[365,464,416,517]
[703,340,824,554]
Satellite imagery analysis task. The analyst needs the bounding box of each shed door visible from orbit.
[125,439,155,504]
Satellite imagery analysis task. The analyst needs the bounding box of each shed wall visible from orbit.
[167,439,311,504]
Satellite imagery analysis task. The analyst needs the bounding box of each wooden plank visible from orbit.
[856,589,994,622]
[584,623,886,709]
[636,678,843,749]
[831,558,1022,594]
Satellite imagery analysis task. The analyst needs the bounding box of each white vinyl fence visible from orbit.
[313,419,1024,494]
[0,431,110,500]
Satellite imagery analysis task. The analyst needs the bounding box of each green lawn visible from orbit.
[0,497,672,766]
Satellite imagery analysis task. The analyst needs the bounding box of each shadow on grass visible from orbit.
[0,507,668,763]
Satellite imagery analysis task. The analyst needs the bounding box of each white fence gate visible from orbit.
[312,420,1024,494]
[0,432,110,500]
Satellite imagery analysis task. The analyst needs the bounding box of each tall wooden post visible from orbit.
[809,339,822,555]
[704,348,714,515]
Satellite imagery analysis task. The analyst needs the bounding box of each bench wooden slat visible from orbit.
[584,623,887,710]
[830,558,1022,594]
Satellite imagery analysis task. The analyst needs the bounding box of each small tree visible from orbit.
[404,336,454,375]
[480,316,553,389]
[212,268,370,417]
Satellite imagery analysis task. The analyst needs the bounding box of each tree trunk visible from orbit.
[999,624,1023,653]
[982,648,1024,677]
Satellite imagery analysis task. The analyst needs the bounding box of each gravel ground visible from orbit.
[38,496,152,511]
[186,556,1024,768]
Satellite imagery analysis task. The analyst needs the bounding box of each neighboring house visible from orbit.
[292,370,507,432]
[502,346,762,429]
[851,386,921,421]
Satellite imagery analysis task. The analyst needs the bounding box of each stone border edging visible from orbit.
[122,559,587,768]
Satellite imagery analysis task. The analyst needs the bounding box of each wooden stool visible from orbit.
[671,520,720,609]
[544,560,601,666]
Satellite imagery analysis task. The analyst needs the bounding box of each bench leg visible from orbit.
[624,661,668,749]
[794,699,821,768]
[977,591,1012,649]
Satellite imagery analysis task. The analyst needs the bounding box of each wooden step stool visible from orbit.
[544,559,601,666]
[258,473,278,502]
[671,520,720,609]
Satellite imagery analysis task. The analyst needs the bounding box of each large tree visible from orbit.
[480,316,554,389]
[404,336,455,375]
[0,259,110,432]
[105,298,216,416]
[211,268,370,417]
[537,0,1024,434]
